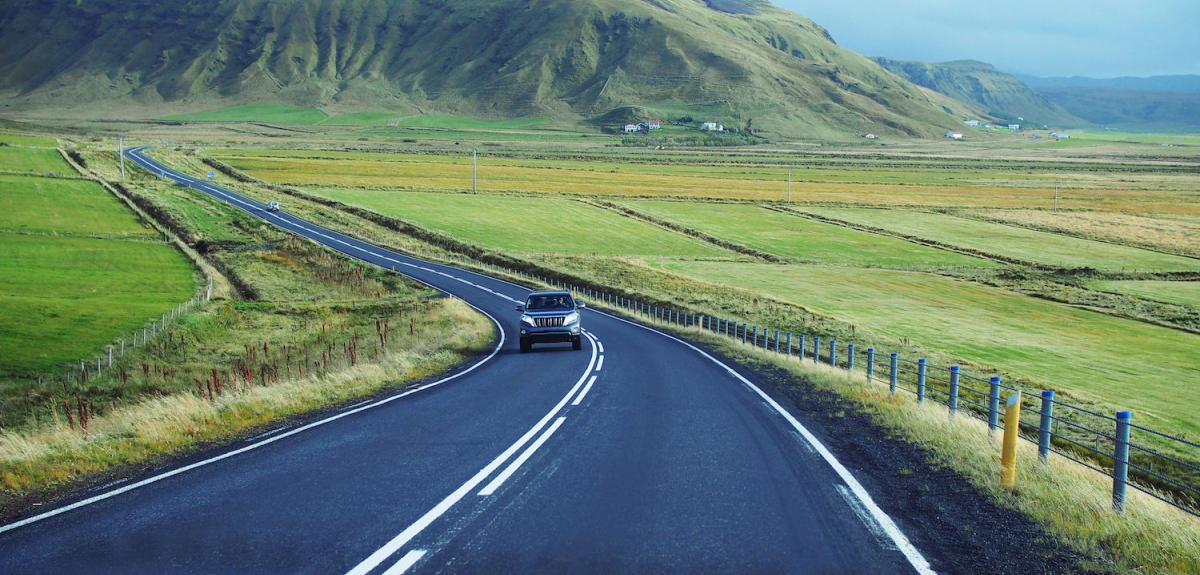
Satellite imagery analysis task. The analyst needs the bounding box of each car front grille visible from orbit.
[535,316,565,327]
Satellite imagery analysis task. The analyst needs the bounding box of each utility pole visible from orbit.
[472,149,478,194]
[119,136,126,180]
[1053,179,1060,212]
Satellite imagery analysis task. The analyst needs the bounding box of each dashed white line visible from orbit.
[380,549,427,575]
[343,332,598,575]
[596,340,604,353]
[571,375,598,406]
[477,416,567,497]
[245,426,289,442]
[595,355,605,372]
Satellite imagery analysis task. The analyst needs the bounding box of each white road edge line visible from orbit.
[590,309,936,575]
[344,331,599,575]
[380,549,427,575]
[477,416,568,497]
[571,375,598,407]
[0,153,514,538]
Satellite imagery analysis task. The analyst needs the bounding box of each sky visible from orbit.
[777,1,1200,78]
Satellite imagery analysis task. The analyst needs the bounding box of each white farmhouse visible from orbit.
[963,119,980,127]
[945,131,964,140]
[624,124,641,133]
[700,122,725,132]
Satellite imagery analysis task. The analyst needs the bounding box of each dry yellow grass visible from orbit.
[969,209,1200,258]
[0,299,491,497]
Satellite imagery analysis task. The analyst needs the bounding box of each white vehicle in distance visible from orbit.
[266,200,280,212]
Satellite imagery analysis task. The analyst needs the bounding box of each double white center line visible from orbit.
[348,333,606,575]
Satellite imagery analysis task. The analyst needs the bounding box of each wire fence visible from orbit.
[496,270,1200,519]
[22,278,213,395]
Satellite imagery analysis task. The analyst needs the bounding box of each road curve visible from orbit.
[0,147,933,574]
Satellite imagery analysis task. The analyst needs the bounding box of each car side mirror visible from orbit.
[576,302,586,309]
[515,305,525,312]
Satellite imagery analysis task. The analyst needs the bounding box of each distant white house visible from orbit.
[1007,124,1021,131]
[1050,131,1071,140]
[963,119,980,127]
[624,124,642,133]
[945,131,964,140]
[647,119,662,130]
[863,133,878,139]
[700,122,725,132]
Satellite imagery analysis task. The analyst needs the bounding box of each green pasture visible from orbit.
[800,207,1200,272]
[1091,280,1200,307]
[0,233,195,374]
[0,132,58,148]
[623,200,992,268]
[647,259,1200,437]
[165,104,330,125]
[0,147,72,175]
[309,189,728,257]
[0,175,153,237]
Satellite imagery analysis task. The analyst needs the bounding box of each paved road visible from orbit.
[0,147,934,574]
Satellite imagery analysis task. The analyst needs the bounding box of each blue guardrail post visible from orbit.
[813,336,821,364]
[799,334,807,361]
[1113,411,1132,514]
[916,358,927,403]
[774,329,780,353]
[866,348,875,380]
[889,353,898,394]
[847,343,855,371]
[753,325,759,347]
[948,366,960,414]
[786,332,792,357]
[1038,390,1055,464]
[829,338,837,367]
[988,376,1002,434]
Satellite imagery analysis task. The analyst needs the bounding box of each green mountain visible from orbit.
[1017,74,1200,132]
[0,0,973,137]
[874,58,1080,127]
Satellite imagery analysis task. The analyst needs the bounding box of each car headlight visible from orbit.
[521,315,537,327]
[563,312,579,325]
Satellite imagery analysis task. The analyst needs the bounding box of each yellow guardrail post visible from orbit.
[1001,390,1022,490]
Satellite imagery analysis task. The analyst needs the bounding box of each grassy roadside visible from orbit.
[0,143,496,511]
[619,311,1200,574]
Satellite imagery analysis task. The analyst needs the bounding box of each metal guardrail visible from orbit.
[508,272,1199,518]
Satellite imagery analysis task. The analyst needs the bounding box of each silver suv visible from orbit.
[517,290,585,353]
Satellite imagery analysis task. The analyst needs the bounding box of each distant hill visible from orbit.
[873,58,1080,127]
[0,0,973,138]
[1015,74,1200,132]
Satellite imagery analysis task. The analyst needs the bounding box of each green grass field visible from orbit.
[309,189,730,257]
[647,260,1200,437]
[1091,280,1200,307]
[0,233,195,374]
[0,132,58,147]
[623,200,993,268]
[165,104,330,125]
[800,207,1200,272]
[0,175,154,237]
[0,147,72,175]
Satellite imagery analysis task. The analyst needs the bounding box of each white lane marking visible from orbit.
[590,309,935,575]
[245,426,289,442]
[0,153,513,537]
[596,340,604,353]
[595,355,605,372]
[381,549,427,575]
[571,375,598,407]
[477,416,567,497]
[344,333,598,575]
[836,485,897,551]
[342,400,372,411]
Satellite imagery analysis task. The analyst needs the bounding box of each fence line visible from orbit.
[490,265,1199,518]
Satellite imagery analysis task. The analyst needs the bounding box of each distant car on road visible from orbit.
[517,290,585,353]
[266,200,280,212]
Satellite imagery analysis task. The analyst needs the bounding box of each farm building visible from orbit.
[700,122,725,132]
[647,119,662,130]
[1008,124,1021,131]
[963,119,980,127]
[624,124,642,133]
[863,133,878,139]
[1050,131,1071,140]
[945,131,964,140]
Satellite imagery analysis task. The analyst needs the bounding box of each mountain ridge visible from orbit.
[0,0,973,137]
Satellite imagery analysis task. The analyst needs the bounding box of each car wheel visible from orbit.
[572,336,582,351]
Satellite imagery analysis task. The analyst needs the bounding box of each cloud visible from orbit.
[778,0,1200,77]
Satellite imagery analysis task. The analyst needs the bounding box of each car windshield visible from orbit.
[526,294,574,311]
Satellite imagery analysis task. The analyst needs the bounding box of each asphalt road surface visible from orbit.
[0,147,935,574]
